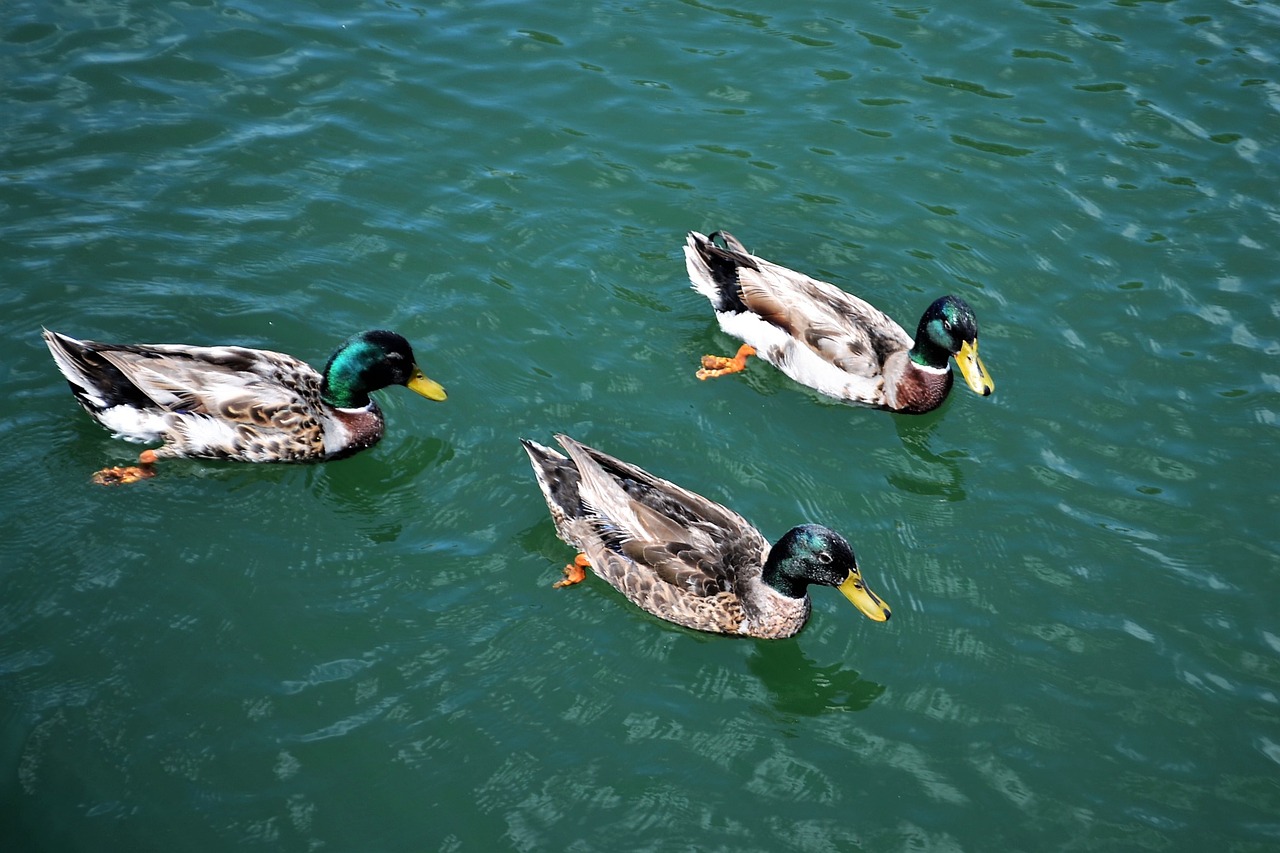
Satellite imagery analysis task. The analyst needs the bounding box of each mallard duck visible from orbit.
[684,230,994,414]
[521,434,890,638]
[43,328,446,484]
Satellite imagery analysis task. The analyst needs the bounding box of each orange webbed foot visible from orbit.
[696,344,756,380]
[91,465,157,486]
[91,450,159,486]
[553,554,590,588]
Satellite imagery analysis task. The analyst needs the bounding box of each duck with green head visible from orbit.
[42,328,446,484]
[684,230,994,414]
[522,434,891,638]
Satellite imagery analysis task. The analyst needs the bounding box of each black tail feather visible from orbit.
[520,438,585,516]
[692,231,755,314]
[46,332,155,412]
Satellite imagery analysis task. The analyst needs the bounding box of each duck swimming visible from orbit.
[684,230,994,414]
[522,434,891,638]
[43,328,446,484]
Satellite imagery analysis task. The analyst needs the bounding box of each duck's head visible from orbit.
[321,330,447,409]
[765,524,891,622]
[912,295,994,397]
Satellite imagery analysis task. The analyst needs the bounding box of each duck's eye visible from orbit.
[816,551,832,565]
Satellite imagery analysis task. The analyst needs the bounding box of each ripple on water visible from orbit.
[4,0,1280,849]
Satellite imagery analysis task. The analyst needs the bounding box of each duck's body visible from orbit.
[684,230,993,414]
[521,434,890,638]
[43,329,446,482]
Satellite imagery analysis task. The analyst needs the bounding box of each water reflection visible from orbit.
[889,411,968,501]
[513,516,566,568]
[312,436,454,542]
[747,639,885,716]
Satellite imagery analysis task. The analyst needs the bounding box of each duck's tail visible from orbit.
[520,437,585,540]
[41,329,154,415]
[683,230,756,314]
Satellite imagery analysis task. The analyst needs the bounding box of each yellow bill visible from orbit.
[406,366,448,401]
[838,569,891,622]
[956,339,994,397]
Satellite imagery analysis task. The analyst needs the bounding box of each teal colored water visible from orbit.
[3,0,1279,849]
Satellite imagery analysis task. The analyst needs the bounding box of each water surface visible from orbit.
[2,0,1279,850]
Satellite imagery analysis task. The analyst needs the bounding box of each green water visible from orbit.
[3,0,1279,850]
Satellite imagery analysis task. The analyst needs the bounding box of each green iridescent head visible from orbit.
[320,330,447,409]
[763,524,891,622]
[911,295,994,396]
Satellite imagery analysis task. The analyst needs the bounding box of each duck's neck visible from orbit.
[321,337,393,409]
[321,362,374,409]
[760,548,808,600]
[908,337,952,371]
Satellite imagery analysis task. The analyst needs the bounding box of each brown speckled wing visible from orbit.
[94,344,319,415]
[736,263,912,380]
[552,436,772,633]
[99,344,330,461]
[621,539,729,597]
[589,549,747,634]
